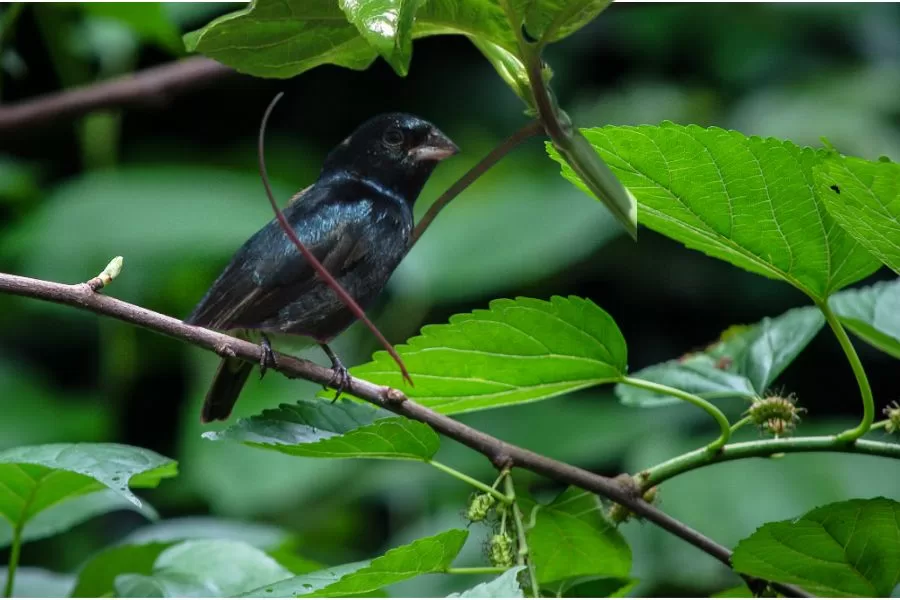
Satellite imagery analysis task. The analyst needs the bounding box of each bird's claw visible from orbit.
[259,335,276,380]
[328,363,351,404]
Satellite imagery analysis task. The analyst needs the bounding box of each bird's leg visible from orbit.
[258,333,276,380]
[320,343,351,402]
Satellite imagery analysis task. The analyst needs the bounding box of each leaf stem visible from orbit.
[818,302,874,442]
[730,415,753,434]
[412,120,544,245]
[3,521,23,598]
[445,566,509,575]
[505,474,540,597]
[870,419,889,431]
[636,436,900,489]
[621,376,732,452]
[428,460,512,504]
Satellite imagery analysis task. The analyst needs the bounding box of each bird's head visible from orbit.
[322,113,459,203]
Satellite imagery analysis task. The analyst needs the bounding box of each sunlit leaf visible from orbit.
[205,400,439,461]
[248,529,468,597]
[329,296,627,414]
[830,278,900,359]
[114,540,292,598]
[339,0,420,76]
[519,488,631,584]
[816,155,900,275]
[448,567,524,597]
[550,123,881,301]
[733,497,900,597]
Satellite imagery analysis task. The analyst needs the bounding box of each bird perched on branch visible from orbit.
[186,113,458,423]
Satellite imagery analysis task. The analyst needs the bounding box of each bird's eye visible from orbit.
[383,127,404,147]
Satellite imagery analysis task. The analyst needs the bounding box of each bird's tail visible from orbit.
[201,356,253,423]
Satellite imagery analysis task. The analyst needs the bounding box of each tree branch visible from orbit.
[0,57,235,134]
[0,269,811,598]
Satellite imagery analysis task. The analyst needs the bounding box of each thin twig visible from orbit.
[0,57,234,134]
[411,120,544,244]
[257,92,411,384]
[0,269,812,598]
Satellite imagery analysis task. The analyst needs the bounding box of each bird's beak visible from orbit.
[409,129,459,162]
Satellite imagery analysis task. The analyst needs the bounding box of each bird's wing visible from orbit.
[185,187,383,331]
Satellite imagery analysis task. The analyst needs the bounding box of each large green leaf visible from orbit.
[204,400,439,461]
[550,123,881,301]
[830,279,900,359]
[521,0,612,45]
[338,0,420,76]
[0,444,176,538]
[519,488,631,584]
[74,518,294,597]
[732,497,900,597]
[329,296,627,414]
[617,306,823,407]
[448,567,524,597]
[815,155,900,275]
[114,540,293,598]
[249,529,468,597]
[0,489,157,549]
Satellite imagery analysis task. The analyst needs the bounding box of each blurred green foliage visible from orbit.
[2,1,900,597]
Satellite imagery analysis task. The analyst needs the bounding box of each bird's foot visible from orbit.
[258,334,276,380]
[320,343,351,403]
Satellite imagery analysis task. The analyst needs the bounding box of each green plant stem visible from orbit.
[428,460,512,504]
[445,566,508,575]
[3,522,23,598]
[870,420,889,431]
[730,415,752,434]
[505,475,540,597]
[637,436,900,489]
[621,376,732,451]
[819,302,874,442]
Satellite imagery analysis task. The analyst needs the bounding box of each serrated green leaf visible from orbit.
[550,123,881,301]
[617,306,823,407]
[204,400,439,461]
[0,444,176,539]
[248,529,468,597]
[328,296,627,414]
[732,497,900,597]
[0,489,158,550]
[448,567,524,597]
[519,488,631,584]
[114,540,293,598]
[338,0,420,76]
[184,0,379,79]
[0,567,74,598]
[815,155,900,275]
[545,576,637,598]
[830,279,900,359]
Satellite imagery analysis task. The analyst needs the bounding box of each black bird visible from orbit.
[186,113,458,422]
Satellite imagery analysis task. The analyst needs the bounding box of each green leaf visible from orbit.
[617,306,823,407]
[114,540,293,598]
[550,123,881,301]
[204,400,439,461]
[519,488,631,584]
[0,567,75,598]
[816,155,900,275]
[249,529,468,597]
[732,497,900,597]
[0,489,158,549]
[830,279,900,359]
[123,517,290,549]
[0,444,176,536]
[73,543,170,598]
[329,296,627,414]
[184,0,379,79]
[448,567,524,597]
[711,586,753,598]
[522,0,612,45]
[338,0,420,76]
[546,576,637,598]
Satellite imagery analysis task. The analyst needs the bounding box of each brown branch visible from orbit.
[0,57,235,134]
[0,269,811,598]
[411,119,544,244]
